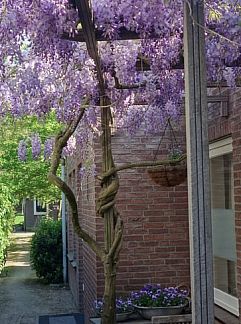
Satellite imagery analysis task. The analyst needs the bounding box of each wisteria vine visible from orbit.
[1,0,241,150]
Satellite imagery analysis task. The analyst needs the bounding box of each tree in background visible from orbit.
[0,184,16,272]
[0,114,62,203]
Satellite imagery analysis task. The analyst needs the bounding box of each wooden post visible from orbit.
[183,1,214,323]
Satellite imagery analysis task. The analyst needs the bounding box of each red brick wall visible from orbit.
[208,89,232,141]
[231,89,241,321]
[67,122,190,322]
[66,89,241,322]
[66,140,98,319]
[95,128,190,299]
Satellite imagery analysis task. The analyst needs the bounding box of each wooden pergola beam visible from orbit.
[62,27,241,70]
[73,0,105,92]
[135,55,241,71]
[207,95,229,103]
[132,95,229,107]
[62,27,142,42]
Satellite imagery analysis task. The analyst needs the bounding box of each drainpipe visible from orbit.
[61,158,67,284]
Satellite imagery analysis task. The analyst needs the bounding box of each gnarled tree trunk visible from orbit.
[102,257,118,323]
[97,96,123,324]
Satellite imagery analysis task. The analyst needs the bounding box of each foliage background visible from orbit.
[0,184,16,272]
[0,113,63,203]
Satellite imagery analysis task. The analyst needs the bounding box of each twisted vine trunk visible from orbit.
[102,257,118,323]
[97,96,123,324]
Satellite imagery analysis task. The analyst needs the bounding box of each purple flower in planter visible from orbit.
[94,300,103,314]
[131,284,189,307]
[94,297,133,315]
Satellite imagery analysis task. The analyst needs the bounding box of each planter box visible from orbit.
[90,318,150,324]
[90,314,192,324]
[134,304,186,320]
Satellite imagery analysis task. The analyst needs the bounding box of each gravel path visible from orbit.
[0,232,78,324]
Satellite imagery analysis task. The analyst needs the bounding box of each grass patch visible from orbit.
[14,213,24,226]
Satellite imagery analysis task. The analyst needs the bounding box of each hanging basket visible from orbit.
[147,161,187,187]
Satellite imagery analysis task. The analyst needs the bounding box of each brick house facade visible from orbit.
[66,88,241,322]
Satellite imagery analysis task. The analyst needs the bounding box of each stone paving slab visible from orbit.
[39,313,84,324]
[0,233,79,324]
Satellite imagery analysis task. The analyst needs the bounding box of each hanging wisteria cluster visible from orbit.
[18,140,27,162]
[44,138,55,160]
[18,134,54,161]
[17,124,93,166]
[31,134,42,160]
[1,0,241,146]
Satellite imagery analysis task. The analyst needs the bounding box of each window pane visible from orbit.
[210,153,237,297]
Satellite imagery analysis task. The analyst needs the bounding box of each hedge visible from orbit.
[30,218,63,283]
[0,185,15,272]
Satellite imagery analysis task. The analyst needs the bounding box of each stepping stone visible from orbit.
[39,313,84,324]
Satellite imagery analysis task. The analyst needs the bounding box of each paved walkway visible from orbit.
[0,232,79,324]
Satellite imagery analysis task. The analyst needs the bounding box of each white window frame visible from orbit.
[209,137,239,316]
[209,137,232,158]
[34,199,47,216]
[214,289,239,316]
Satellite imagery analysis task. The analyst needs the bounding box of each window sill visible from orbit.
[215,305,239,324]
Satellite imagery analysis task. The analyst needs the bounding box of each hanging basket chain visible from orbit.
[168,118,179,153]
[153,117,180,161]
[153,118,170,161]
[149,118,187,187]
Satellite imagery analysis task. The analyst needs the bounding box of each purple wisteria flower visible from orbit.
[44,138,54,160]
[62,135,76,157]
[18,140,27,162]
[31,133,41,160]
[1,0,241,136]
[131,284,189,307]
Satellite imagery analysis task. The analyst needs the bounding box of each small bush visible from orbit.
[30,218,63,284]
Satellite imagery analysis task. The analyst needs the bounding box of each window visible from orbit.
[210,137,239,316]
[34,199,46,216]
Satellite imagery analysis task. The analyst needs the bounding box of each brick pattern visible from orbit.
[67,122,190,322]
[208,88,232,141]
[231,89,241,322]
[114,130,189,291]
[66,140,98,320]
[66,89,241,322]
[94,130,190,298]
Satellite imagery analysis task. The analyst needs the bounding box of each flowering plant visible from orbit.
[131,284,189,307]
[168,146,184,160]
[95,297,133,314]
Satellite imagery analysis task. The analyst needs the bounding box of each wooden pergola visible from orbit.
[65,1,239,323]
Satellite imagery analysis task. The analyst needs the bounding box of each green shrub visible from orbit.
[0,185,15,272]
[30,218,63,283]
